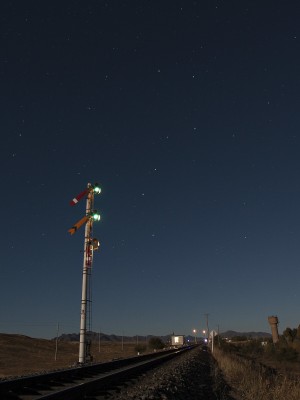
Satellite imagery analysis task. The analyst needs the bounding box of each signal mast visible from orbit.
[69,182,101,364]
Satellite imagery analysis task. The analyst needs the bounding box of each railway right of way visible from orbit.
[0,345,198,400]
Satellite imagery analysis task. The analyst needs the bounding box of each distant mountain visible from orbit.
[58,332,174,343]
[57,330,272,342]
[220,330,271,339]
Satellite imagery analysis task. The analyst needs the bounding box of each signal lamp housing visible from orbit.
[90,210,101,221]
[91,238,100,250]
[93,183,101,194]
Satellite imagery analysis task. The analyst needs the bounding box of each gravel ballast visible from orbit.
[111,346,233,400]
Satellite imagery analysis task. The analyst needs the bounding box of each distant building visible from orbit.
[171,335,184,346]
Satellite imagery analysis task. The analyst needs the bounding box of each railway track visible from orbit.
[0,346,195,399]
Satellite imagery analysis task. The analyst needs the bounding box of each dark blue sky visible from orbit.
[1,0,300,339]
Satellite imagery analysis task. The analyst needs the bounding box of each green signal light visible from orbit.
[93,183,101,194]
[93,213,101,221]
[91,210,101,221]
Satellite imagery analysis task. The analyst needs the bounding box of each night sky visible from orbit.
[2,1,300,339]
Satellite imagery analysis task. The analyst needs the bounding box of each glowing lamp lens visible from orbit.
[93,183,101,194]
[93,214,100,221]
[91,210,101,221]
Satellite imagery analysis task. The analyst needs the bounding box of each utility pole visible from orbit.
[69,182,101,364]
[54,322,59,361]
[204,313,209,343]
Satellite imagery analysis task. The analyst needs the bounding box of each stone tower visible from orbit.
[268,316,279,343]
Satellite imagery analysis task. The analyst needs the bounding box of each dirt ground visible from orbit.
[0,333,138,378]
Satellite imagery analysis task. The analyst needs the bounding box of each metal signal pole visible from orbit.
[69,182,101,365]
[79,186,94,364]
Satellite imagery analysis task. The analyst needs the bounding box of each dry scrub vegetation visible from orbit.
[0,333,137,378]
[213,347,300,400]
